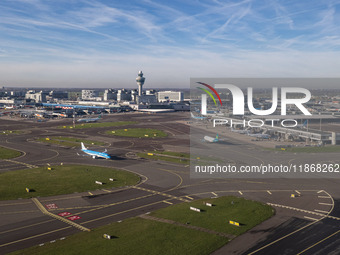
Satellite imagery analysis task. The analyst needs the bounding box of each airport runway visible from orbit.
[1,112,340,254]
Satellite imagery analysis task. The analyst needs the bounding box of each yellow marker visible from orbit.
[229,220,240,226]
[47,167,52,170]
[197,157,200,160]
[63,126,66,128]
[26,188,30,193]
[112,131,115,133]
[147,153,154,156]
[124,129,128,131]
[291,194,295,198]
[46,138,50,141]
[145,134,149,137]
[281,148,286,151]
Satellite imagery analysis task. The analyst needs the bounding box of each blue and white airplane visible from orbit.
[191,112,206,120]
[80,142,110,159]
[203,134,219,143]
[77,115,102,123]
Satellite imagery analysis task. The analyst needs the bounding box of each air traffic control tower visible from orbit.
[136,70,145,97]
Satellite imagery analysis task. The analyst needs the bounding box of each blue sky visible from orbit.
[1,0,340,88]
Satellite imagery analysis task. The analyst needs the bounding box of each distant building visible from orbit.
[82,90,98,100]
[117,89,132,102]
[103,89,117,101]
[25,90,48,103]
[158,91,184,102]
[49,90,68,100]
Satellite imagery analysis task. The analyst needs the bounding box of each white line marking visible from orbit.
[267,190,272,195]
[319,203,333,206]
[318,196,331,199]
[295,190,301,194]
[304,216,319,221]
[238,191,243,195]
[314,209,328,214]
[211,192,218,197]
[317,190,324,193]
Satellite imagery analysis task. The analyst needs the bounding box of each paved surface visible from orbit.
[0,112,340,254]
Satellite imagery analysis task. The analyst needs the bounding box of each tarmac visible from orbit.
[1,112,340,254]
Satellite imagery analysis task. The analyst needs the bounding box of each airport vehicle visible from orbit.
[191,112,207,120]
[80,142,110,159]
[231,127,248,134]
[77,115,102,123]
[247,131,270,139]
[203,134,219,143]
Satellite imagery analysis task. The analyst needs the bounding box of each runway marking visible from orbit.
[0,226,72,248]
[69,193,156,216]
[88,192,93,196]
[0,210,39,215]
[267,203,339,219]
[267,190,272,195]
[132,186,190,202]
[319,203,333,206]
[102,189,111,193]
[249,191,335,255]
[211,192,218,197]
[295,190,301,195]
[31,198,90,232]
[0,201,32,206]
[314,209,328,214]
[0,219,55,235]
[297,229,340,255]
[318,196,331,199]
[317,190,324,193]
[238,191,243,195]
[163,200,173,205]
[304,216,319,221]
[82,200,165,225]
[158,168,183,192]
[185,196,194,200]
[3,159,37,168]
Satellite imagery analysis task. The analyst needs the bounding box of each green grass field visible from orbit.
[11,217,227,255]
[59,121,137,129]
[106,128,168,138]
[0,146,21,159]
[151,196,274,236]
[269,145,340,153]
[36,136,107,148]
[0,165,139,200]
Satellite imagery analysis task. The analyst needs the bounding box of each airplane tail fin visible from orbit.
[81,142,87,150]
[216,134,219,140]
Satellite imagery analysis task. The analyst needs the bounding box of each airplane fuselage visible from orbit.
[82,149,110,159]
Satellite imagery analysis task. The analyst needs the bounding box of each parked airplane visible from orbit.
[191,112,206,120]
[231,127,248,134]
[203,134,219,143]
[296,120,308,129]
[77,115,101,123]
[247,131,270,139]
[80,142,110,159]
